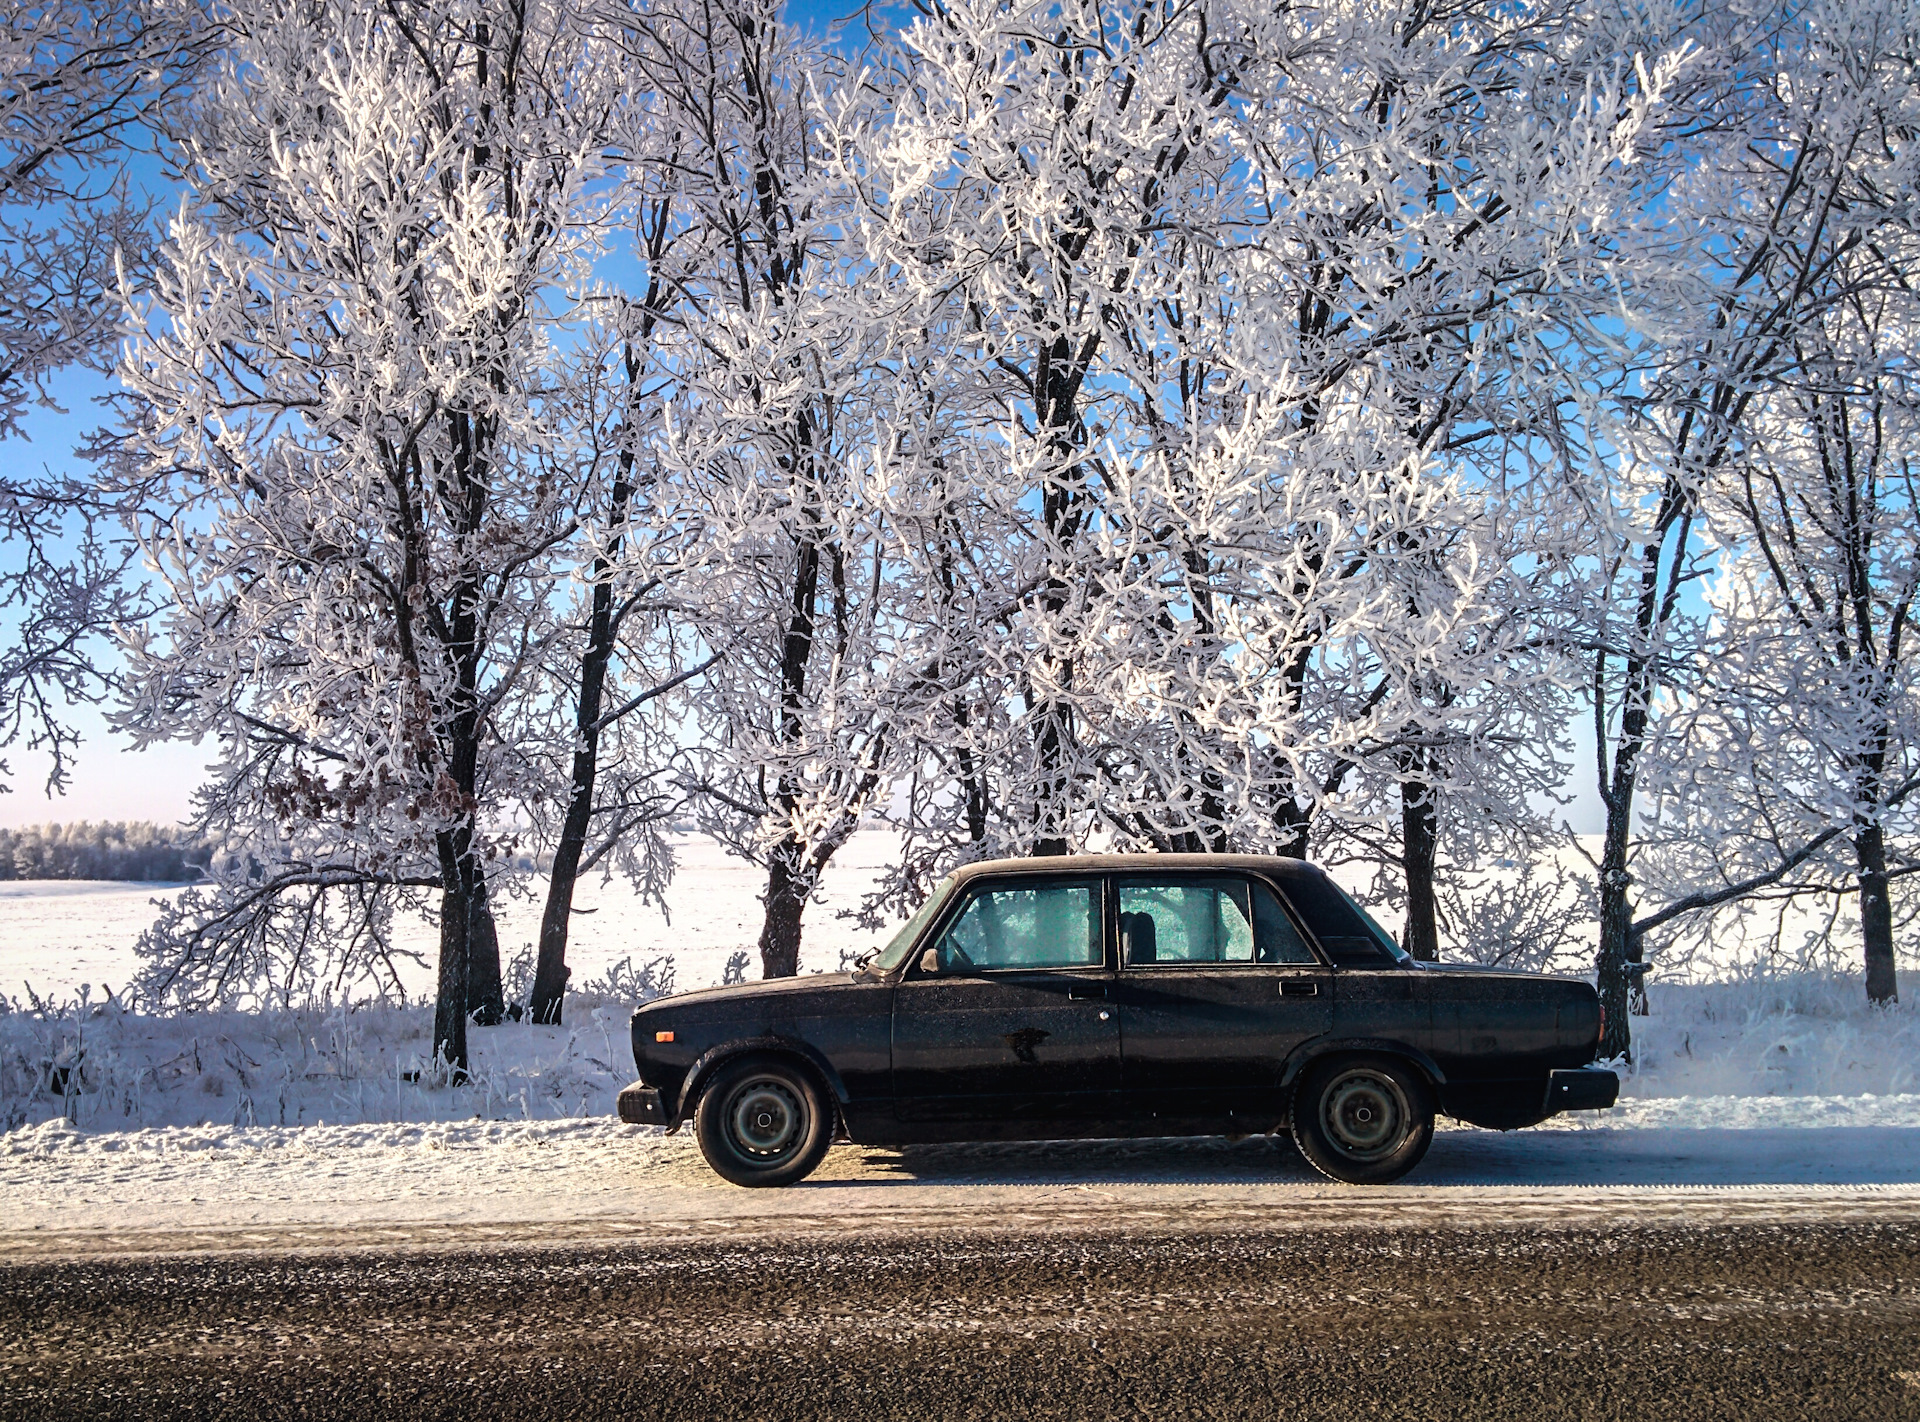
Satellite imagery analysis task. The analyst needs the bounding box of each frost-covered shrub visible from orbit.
[0,981,671,1133]
[1437,857,1596,974]
[571,955,676,1008]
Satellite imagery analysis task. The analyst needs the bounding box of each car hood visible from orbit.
[634,972,862,1015]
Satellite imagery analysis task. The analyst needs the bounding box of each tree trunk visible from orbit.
[529,446,634,1026]
[1859,821,1899,1005]
[1400,777,1439,961]
[1030,696,1073,856]
[433,833,472,1077]
[530,781,591,1023]
[758,846,808,979]
[1594,804,1634,1060]
[468,876,503,1026]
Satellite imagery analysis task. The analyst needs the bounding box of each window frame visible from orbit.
[910,874,1113,978]
[1110,873,1329,971]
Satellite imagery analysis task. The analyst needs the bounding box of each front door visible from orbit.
[1115,874,1333,1127]
[893,876,1120,1126]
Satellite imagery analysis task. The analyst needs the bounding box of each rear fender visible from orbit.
[671,1035,850,1130]
[1280,1038,1448,1096]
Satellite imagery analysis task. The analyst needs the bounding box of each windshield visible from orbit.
[868,877,960,973]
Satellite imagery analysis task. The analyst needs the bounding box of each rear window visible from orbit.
[1277,869,1408,968]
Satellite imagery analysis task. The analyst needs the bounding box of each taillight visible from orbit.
[1597,1001,1607,1048]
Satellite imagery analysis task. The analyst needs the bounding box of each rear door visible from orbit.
[892,876,1121,1125]
[1271,865,1432,1052]
[1114,873,1333,1128]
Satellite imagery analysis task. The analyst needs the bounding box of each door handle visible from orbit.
[1279,979,1320,997]
[1067,986,1107,1000]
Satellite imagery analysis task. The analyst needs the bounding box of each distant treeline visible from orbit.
[0,823,213,882]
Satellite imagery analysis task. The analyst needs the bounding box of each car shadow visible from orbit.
[818,1124,1920,1190]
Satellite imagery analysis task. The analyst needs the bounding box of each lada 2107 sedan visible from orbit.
[615,854,1619,1186]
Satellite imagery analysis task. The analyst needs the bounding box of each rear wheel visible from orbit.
[1291,1054,1434,1185]
[694,1055,831,1188]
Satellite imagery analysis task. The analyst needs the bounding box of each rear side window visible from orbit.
[1278,870,1405,968]
[1117,878,1256,965]
[934,881,1102,971]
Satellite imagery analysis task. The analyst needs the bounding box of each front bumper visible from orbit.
[1544,1067,1619,1113]
[616,1081,667,1126]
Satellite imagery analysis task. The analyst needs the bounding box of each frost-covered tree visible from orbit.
[618,0,963,979]
[1639,282,1920,1003]
[847,0,1681,946]
[1553,0,1920,1050]
[1,1,207,794]
[117,0,635,1064]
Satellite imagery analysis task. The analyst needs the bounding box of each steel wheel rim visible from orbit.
[727,1079,804,1160]
[1321,1070,1408,1161]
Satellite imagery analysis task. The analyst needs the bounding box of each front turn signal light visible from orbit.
[655,1030,675,1043]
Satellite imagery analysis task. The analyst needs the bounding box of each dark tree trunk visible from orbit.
[433,833,472,1077]
[1594,801,1634,1060]
[757,846,808,979]
[1594,485,1694,1061]
[529,784,590,1023]
[1400,777,1439,961]
[468,876,503,1026]
[1859,821,1899,1005]
[529,440,635,1026]
[1030,696,1073,857]
[428,400,491,1070]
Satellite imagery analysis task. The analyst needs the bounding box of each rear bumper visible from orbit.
[616,1082,667,1126]
[1544,1067,1619,1113]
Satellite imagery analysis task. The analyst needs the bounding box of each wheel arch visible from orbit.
[671,1035,848,1130]
[1281,1038,1447,1096]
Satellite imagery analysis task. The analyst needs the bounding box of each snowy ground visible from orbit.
[4,976,1920,1254]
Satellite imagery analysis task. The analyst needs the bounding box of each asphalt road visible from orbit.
[4,1216,1919,1421]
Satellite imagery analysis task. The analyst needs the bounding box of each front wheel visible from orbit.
[694,1055,832,1188]
[1291,1055,1434,1185]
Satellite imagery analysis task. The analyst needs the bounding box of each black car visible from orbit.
[616,854,1618,1187]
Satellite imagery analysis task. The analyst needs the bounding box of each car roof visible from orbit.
[943,853,1331,888]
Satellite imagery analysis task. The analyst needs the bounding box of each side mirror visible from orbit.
[918,947,941,975]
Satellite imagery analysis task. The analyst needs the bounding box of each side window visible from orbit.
[1118,878,1256,966]
[1251,882,1319,965]
[1278,868,1401,968]
[932,881,1102,972]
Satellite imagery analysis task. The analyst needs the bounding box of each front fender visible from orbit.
[670,1034,851,1129]
[1280,1037,1448,1092]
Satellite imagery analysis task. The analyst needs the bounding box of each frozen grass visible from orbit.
[0,988,661,1134]
[1621,973,1920,1100]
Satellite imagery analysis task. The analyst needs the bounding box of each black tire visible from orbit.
[693,1055,832,1188]
[1291,1054,1435,1185]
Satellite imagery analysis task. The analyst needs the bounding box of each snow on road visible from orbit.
[7,1095,1920,1258]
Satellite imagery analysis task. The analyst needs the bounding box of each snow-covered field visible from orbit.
[0,830,908,1007]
